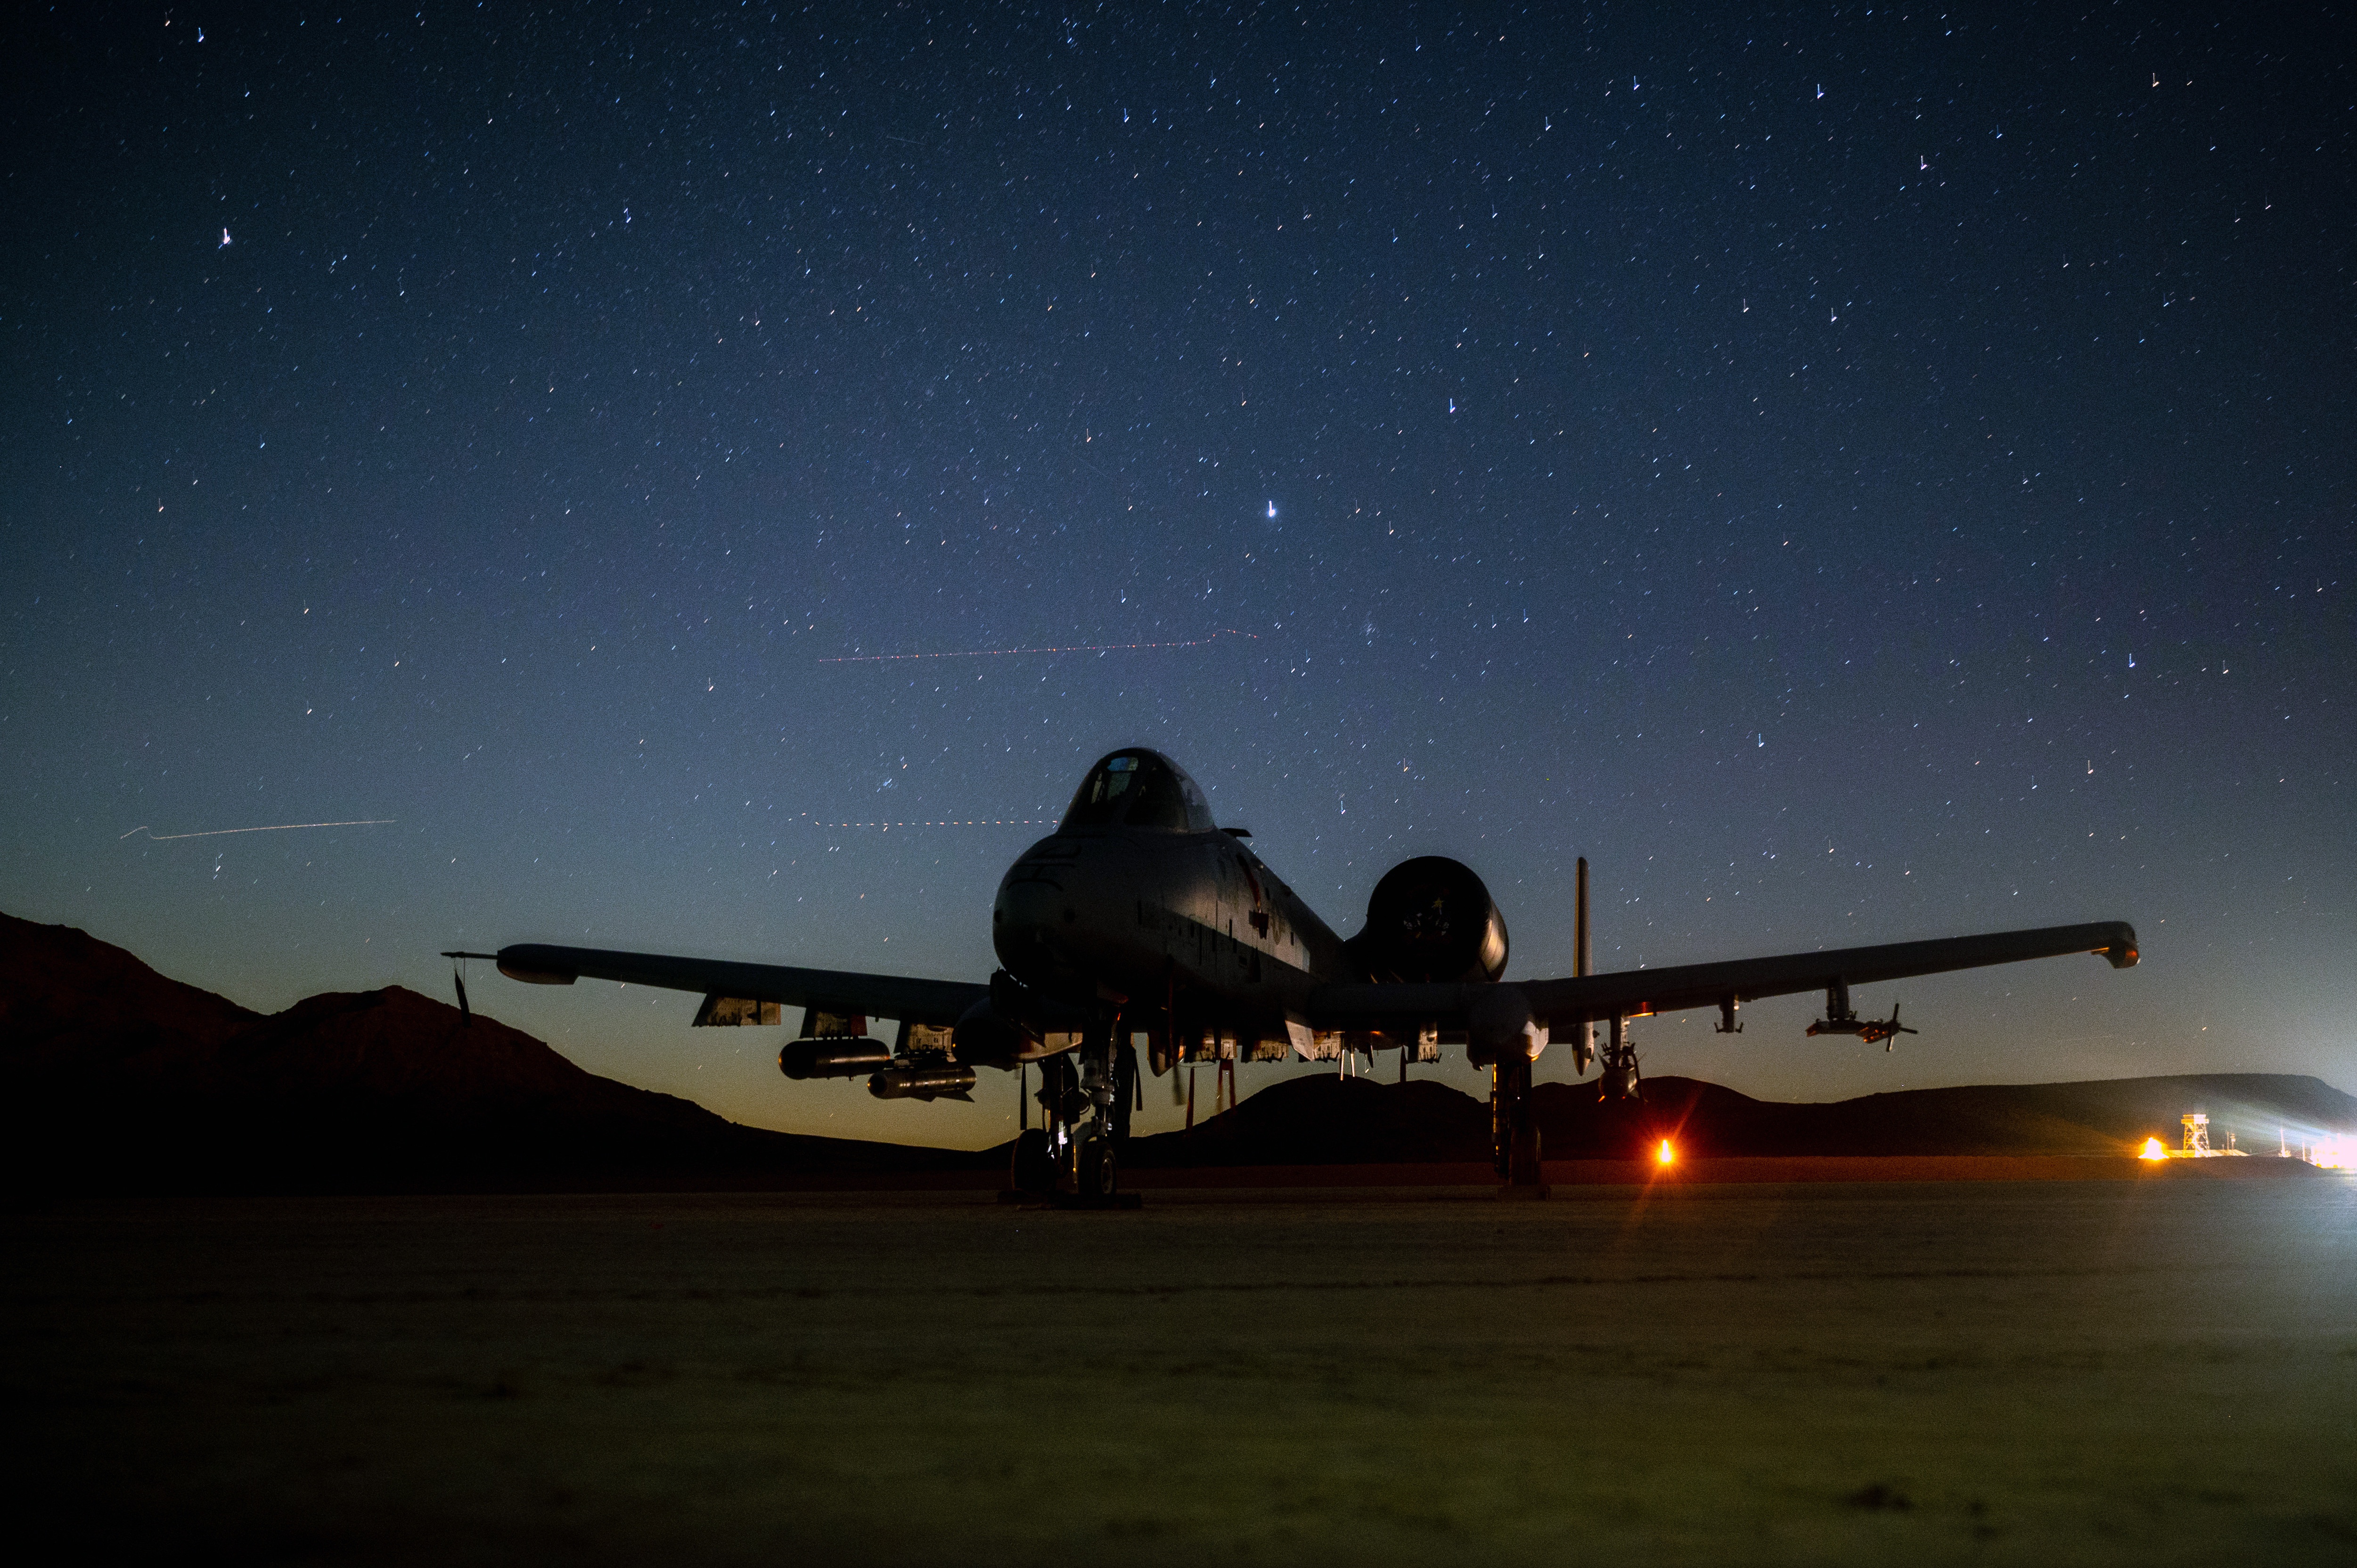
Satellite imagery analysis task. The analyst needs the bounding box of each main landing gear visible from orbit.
[1491,1057,1548,1199]
[1005,1026,1141,1209]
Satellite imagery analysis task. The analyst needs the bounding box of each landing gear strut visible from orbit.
[1063,1032,1116,1198]
[1009,1024,1141,1208]
[1007,1054,1076,1196]
[1491,1058,1548,1198]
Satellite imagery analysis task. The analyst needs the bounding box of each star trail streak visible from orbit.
[818,630,1260,663]
[800,817,1056,830]
[119,821,397,842]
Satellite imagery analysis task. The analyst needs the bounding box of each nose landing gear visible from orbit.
[1073,1130,1119,1200]
[1005,1027,1142,1209]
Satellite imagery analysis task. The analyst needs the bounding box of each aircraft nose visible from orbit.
[992,873,1074,973]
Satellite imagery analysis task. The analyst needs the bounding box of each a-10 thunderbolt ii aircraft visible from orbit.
[452,748,2138,1199]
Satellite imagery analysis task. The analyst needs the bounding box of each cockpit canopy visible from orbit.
[1061,749,1216,833]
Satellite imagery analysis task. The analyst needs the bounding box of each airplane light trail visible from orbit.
[119,819,397,842]
[818,629,1259,663]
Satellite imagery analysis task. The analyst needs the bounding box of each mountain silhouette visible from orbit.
[7,913,2349,1189]
[1124,1074,1493,1167]
[1551,1072,2357,1157]
[0,914,977,1191]
[1123,1068,2355,1166]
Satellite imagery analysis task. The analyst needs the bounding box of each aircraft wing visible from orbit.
[1304,920,2138,1032]
[493,942,989,1026]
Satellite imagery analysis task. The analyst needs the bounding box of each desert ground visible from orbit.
[7,1176,2353,1565]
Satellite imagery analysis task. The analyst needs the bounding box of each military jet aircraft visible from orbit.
[451,747,2138,1199]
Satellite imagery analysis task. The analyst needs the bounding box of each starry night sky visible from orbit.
[7,4,2351,1148]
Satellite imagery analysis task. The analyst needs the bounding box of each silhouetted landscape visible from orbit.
[0,913,974,1191]
[5,913,2349,1192]
[1124,1068,2357,1167]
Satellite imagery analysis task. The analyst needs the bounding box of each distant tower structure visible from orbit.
[2182,1112,2211,1157]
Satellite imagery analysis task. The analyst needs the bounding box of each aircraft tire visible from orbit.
[1508,1121,1545,1187]
[1078,1135,1118,1200]
[1010,1128,1055,1194]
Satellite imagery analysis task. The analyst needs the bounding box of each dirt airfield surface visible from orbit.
[7,1176,2354,1566]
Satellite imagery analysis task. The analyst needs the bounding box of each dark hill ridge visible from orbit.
[1135,1070,2357,1166]
[0,914,977,1191]
[1590,1073,2357,1157]
[0,911,262,1073]
[6,913,2350,1188]
[1125,1076,1491,1168]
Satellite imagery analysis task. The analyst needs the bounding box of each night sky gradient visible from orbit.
[7,4,2351,1148]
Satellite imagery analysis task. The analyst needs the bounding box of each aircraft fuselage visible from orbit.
[993,821,1345,1028]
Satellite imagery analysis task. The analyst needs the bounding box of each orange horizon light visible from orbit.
[1657,1139,1676,1166]
[2138,1136,2168,1161]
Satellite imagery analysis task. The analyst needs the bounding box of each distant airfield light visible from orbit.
[2139,1136,2168,1161]
[1657,1139,1676,1166]
[2316,1136,2349,1171]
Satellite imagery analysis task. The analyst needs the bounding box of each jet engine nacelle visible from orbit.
[1350,856,1510,983]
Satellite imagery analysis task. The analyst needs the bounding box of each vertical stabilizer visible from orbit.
[1574,857,1590,978]
[1572,857,1595,1074]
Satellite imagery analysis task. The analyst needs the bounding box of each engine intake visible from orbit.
[1350,856,1509,983]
